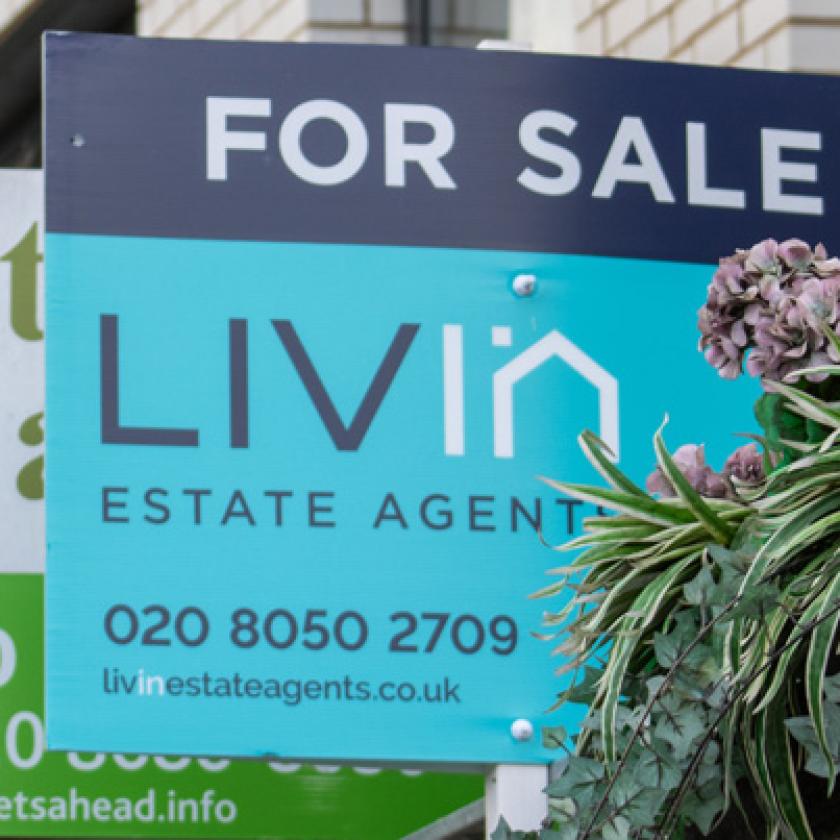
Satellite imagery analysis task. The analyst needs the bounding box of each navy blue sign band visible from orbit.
[45,33,839,262]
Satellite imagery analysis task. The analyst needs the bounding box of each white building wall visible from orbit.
[509,0,575,53]
[510,0,840,73]
[0,0,838,73]
[137,0,507,46]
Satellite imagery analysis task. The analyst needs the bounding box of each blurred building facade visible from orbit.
[0,1,837,220]
[1,1,838,68]
[135,0,508,47]
[517,0,840,73]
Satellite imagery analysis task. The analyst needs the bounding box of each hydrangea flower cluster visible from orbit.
[698,238,840,383]
[646,442,764,499]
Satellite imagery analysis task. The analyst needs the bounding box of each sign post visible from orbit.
[485,765,547,835]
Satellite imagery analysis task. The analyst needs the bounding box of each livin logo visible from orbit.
[100,316,619,460]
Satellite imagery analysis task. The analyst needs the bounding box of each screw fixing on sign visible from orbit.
[510,719,534,742]
[512,274,536,297]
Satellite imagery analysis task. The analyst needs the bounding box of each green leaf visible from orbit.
[785,713,840,779]
[805,575,840,794]
[601,557,694,763]
[652,418,736,545]
[538,477,695,528]
[763,700,815,840]
[545,757,604,799]
[653,631,683,670]
[806,418,830,445]
[748,710,777,822]
[718,705,742,831]
[752,609,802,714]
[824,673,840,704]
[683,565,717,607]
[491,817,513,840]
[549,797,577,821]
[683,779,726,835]
[728,492,840,673]
[542,724,568,750]
[540,827,577,840]
[784,365,840,383]
[635,746,683,790]
[578,429,647,497]
[755,392,807,465]
[706,543,752,575]
[601,815,631,840]
[556,666,602,706]
[652,705,706,762]
[764,379,840,431]
[822,323,840,359]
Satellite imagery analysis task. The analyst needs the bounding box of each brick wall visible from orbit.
[566,0,840,72]
[137,0,507,47]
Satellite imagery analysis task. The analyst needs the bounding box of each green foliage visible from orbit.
[754,392,806,467]
[491,817,540,839]
[534,374,840,839]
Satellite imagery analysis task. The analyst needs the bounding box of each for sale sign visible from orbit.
[46,34,833,764]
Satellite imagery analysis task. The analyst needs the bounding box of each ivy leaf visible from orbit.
[624,788,670,826]
[490,819,534,840]
[558,666,602,706]
[706,543,752,577]
[653,619,708,674]
[540,827,577,840]
[654,708,706,761]
[609,772,670,826]
[683,566,717,607]
[580,713,603,733]
[613,704,646,735]
[786,705,840,779]
[491,817,513,840]
[549,797,576,820]
[546,757,604,800]
[653,630,683,670]
[609,774,643,808]
[728,582,780,621]
[601,815,631,840]
[825,673,840,705]
[635,744,683,790]
[683,780,726,835]
[654,689,685,719]
[542,725,568,750]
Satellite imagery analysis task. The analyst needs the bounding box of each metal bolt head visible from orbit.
[512,274,536,297]
[510,718,534,742]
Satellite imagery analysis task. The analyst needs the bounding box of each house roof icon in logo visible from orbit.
[493,329,619,461]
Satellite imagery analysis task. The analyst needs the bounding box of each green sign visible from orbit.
[0,574,481,837]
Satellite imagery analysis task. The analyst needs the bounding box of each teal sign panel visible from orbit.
[47,34,835,763]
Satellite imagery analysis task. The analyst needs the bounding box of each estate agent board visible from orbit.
[44,34,838,764]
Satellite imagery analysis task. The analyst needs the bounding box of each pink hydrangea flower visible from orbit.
[698,239,840,383]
